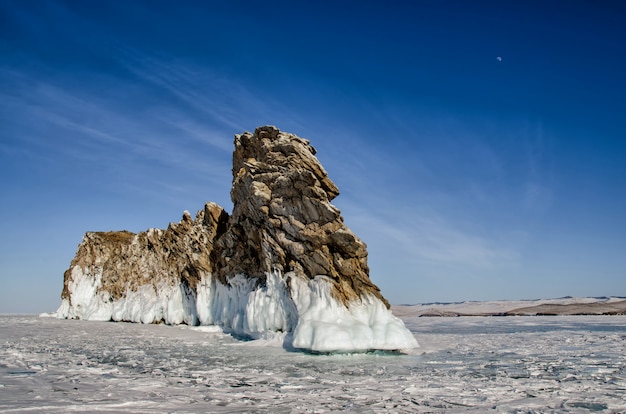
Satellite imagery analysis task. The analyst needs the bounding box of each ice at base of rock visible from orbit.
[55,268,418,353]
[289,276,418,352]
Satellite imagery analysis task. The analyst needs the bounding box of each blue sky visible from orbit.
[1,1,625,313]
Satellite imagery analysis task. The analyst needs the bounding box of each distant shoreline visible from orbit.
[392,297,626,317]
[4,297,626,318]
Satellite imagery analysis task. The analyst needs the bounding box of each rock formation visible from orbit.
[56,126,418,352]
[58,203,228,325]
[216,126,387,307]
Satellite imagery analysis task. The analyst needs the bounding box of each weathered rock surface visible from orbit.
[216,126,387,307]
[57,126,418,352]
[58,203,228,324]
[62,203,228,301]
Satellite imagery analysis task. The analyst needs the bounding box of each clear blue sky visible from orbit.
[1,0,625,313]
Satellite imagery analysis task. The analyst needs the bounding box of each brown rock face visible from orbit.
[60,125,390,323]
[216,126,387,307]
[61,202,228,303]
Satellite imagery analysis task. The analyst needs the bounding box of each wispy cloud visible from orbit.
[115,47,304,134]
[347,202,520,272]
[521,120,554,212]
[316,118,529,275]
[1,67,233,166]
[0,69,240,217]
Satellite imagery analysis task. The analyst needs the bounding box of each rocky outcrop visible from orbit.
[57,126,418,352]
[215,126,387,307]
[61,203,228,301]
[58,203,228,324]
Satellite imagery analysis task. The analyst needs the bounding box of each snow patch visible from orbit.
[188,325,223,334]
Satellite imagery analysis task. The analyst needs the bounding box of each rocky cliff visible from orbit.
[215,126,387,307]
[58,203,228,325]
[56,126,418,352]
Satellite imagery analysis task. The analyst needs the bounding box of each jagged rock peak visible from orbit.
[55,126,418,352]
[218,125,387,308]
[233,125,339,200]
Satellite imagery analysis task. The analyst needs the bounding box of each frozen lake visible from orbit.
[1,314,625,413]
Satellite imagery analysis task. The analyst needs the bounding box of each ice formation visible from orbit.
[57,269,417,352]
[56,126,418,353]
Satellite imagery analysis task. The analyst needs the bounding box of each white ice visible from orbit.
[289,275,418,352]
[2,314,625,413]
[55,267,418,353]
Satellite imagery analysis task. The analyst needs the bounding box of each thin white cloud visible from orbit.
[0,69,239,220]
[2,70,231,169]
[318,120,527,273]
[519,120,555,213]
[351,205,520,271]
[115,47,298,134]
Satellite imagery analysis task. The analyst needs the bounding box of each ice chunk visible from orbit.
[289,275,419,352]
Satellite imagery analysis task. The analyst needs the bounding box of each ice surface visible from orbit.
[56,269,418,353]
[1,315,625,413]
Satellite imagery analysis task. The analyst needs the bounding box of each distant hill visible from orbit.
[392,297,626,317]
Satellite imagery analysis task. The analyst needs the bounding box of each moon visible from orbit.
[497,56,502,62]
